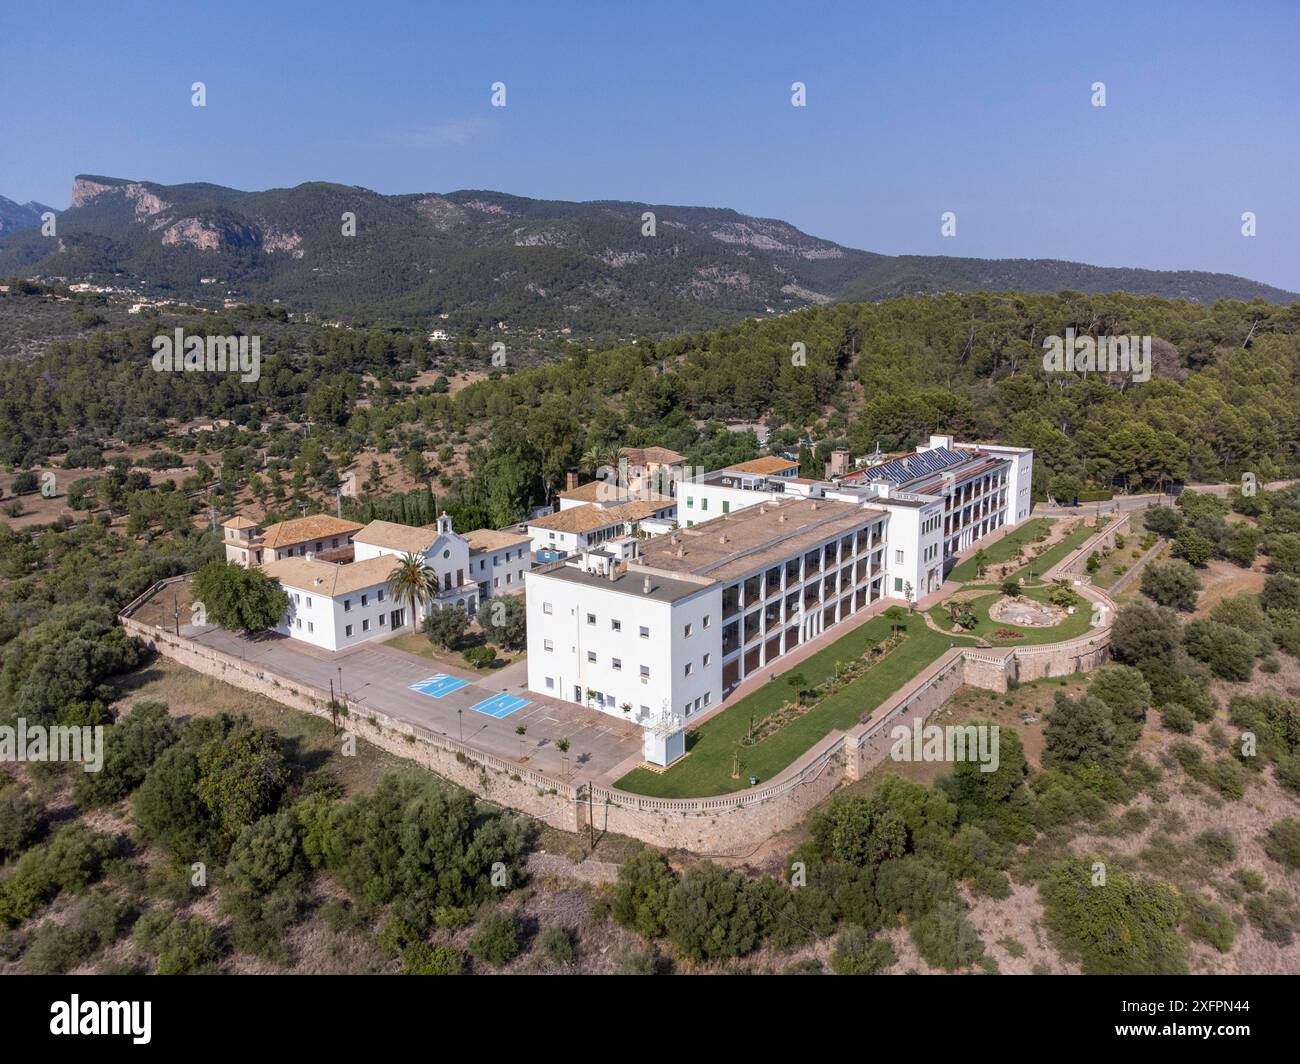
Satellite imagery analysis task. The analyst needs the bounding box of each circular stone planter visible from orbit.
[987,595,1066,628]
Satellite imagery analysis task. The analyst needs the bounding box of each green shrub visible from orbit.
[1264,818,1300,869]
[23,921,99,974]
[401,941,463,975]
[1159,703,1194,734]
[134,913,225,974]
[540,925,576,966]
[1182,895,1235,953]
[225,811,302,894]
[910,900,985,971]
[829,927,896,975]
[665,863,761,963]
[1244,891,1298,946]
[1196,829,1238,867]
[609,848,677,940]
[74,701,179,807]
[468,911,523,968]
[1040,860,1186,975]
[0,786,45,859]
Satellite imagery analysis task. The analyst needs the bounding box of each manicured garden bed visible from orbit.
[614,613,973,798]
[928,584,1096,646]
[946,518,1055,583]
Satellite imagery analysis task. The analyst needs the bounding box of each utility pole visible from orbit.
[588,781,595,849]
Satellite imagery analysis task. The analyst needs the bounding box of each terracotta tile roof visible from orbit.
[464,528,532,552]
[260,515,364,549]
[353,519,440,554]
[619,446,686,466]
[723,456,799,476]
[557,480,674,505]
[527,499,670,535]
[261,555,398,597]
[222,515,257,530]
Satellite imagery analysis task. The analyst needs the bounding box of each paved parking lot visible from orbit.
[180,623,643,783]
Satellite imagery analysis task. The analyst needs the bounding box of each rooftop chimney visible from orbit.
[719,533,728,544]
[642,576,652,594]
[565,468,579,491]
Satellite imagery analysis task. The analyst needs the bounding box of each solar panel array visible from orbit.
[859,447,981,487]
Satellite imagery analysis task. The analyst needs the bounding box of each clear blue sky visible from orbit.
[3,0,1297,290]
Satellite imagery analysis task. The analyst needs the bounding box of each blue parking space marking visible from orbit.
[408,674,469,698]
[469,693,531,718]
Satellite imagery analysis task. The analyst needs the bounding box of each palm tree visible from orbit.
[579,444,620,479]
[387,552,438,632]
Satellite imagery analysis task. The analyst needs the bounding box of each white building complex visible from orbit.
[219,431,1032,767]
[526,434,1033,763]
[221,512,529,652]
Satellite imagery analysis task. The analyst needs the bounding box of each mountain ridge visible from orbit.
[0,173,1292,338]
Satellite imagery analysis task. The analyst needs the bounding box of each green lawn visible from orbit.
[1007,521,1093,583]
[928,584,1096,646]
[946,518,1055,583]
[383,630,520,671]
[615,613,974,798]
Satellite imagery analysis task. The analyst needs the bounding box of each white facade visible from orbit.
[526,497,891,731]
[970,442,1034,524]
[467,539,531,601]
[265,556,410,651]
[526,564,720,727]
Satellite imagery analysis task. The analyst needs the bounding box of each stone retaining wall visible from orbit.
[117,511,1123,856]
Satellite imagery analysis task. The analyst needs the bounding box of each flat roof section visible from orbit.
[640,498,885,581]
[530,561,709,604]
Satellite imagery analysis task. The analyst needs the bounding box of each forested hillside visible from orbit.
[1,175,1293,339]
[1,287,1298,536]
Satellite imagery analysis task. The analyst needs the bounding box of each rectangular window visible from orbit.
[687,497,694,508]
[345,624,353,637]
[545,677,555,689]
[684,662,693,676]
[587,613,596,626]
[894,577,903,592]
[379,615,386,626]
[543,602,553,614]
[639,626,649,639]
[612,658,622,671]
[544,639,554,651]
[378,589,385,602]
[701,499,708,510]
[362,619,370,632]
[587,651,597,663]
[703,653,711,667]
[640,665,650,679]
[895,550,904,563]
[361,594,368,607]
[343,599,352,612]
[722,501,730,514]
[684,622,693,637]
[307,622,314,633]
[611,619,622,632]
[305,596,312,608]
